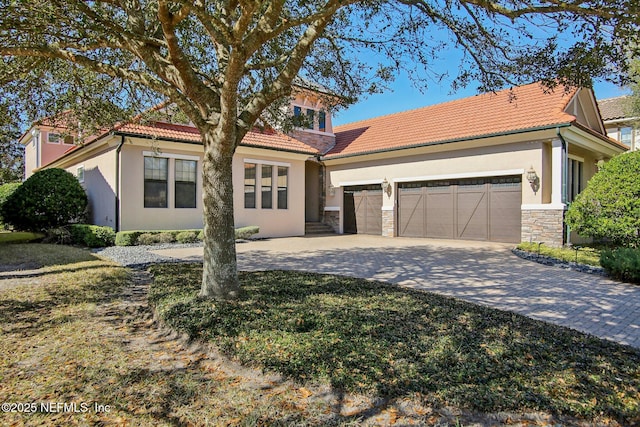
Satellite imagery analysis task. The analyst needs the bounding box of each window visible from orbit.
[48,133,61,144]
[620,127,632,147]
[77,166,84,183]
[306,109,315,129]
[293,106,302,117]
[244,163,256,208]
[175,159,197,208]
[277,166,288,209]
[568,158,583,202]
[261,165,273,209]
[318,111,326,132]
[144,157,168,208]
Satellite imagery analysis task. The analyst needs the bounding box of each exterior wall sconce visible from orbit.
[526,166,540,194]
[328,184,335,196]
[381,177,391,196]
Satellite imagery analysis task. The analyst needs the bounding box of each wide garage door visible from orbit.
[344,185,383,234]
[398,176,521,243]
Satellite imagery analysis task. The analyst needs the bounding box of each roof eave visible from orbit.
[324,123,573,161]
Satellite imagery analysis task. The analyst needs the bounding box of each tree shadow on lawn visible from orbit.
[234,244,640,348]
[0,268,129,337]
[150,266,640,425]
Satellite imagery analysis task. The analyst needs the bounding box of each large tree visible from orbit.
[0,103,23,184]
[0,0,637,299]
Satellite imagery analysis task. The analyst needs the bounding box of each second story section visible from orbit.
[288,79,337,155]
[21,124,75,178]
[598,96,639,151]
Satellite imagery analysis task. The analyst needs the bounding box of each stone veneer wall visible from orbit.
[291,130,336,154]
[324,211,340,233]
[382,209,395,237]
[521,209,566,247]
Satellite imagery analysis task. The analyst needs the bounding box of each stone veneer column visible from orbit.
[324,210,340,233]
[521,208,566,247]
[382,207,395,237]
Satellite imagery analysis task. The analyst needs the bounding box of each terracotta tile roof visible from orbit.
[598,96,633,121]
[91,121,319,155]
[329,82,579,158]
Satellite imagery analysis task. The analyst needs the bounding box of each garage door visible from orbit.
[398,176,521,243]
[343,185,383,234]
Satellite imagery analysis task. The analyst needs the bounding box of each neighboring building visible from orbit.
[598,95,639,150]
[22,82,626,245]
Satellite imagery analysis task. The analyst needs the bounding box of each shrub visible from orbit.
[176,231,198,243]
[566,151,640,247]
[600,248,640,284]
[0,182,21,228]
[115,231,143,246]
[236,226,260,240]
[0,169,87,231]
[136,232,175,245]
[44,227,73,245]
[68,224,116,247]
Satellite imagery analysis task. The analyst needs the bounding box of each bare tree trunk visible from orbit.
[198,129,241,300]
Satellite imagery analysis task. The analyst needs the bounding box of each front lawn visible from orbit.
[150,265,640,425]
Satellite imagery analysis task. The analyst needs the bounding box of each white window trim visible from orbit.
[243,158,291,167]
[338,179,383,187]
[568,154,585,162]
[142,151,199,161]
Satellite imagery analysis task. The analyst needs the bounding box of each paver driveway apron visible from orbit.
[150,235,640,348]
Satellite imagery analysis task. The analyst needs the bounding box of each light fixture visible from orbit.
[381,177,391,195]
[328,184,335,196]
[526,166,540,194]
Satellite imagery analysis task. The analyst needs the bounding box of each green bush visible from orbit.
[566,151,640,247]
[0,182,21,228]
[115,231,143,246]
[235,225,260,240]
[136,232,175,245]
[600,247,640,284]
[115,227,258,246]
[176,231,198,243]
[68,224,116,247]
[0,169,87,231]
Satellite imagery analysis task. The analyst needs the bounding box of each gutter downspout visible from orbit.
[556,127,569,244]
[115,135,125,232]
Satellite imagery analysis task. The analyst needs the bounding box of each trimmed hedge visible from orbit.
[601,247,640,284]
[115,226,260,246]
[68,224,116,248]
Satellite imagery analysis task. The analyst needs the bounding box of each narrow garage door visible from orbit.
[343,185,383,234]
[398,176,521,243]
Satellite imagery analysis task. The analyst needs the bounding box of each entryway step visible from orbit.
[305,222,335,235]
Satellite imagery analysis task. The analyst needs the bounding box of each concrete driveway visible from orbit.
[151,235,640,349]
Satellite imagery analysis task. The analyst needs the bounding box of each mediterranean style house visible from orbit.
[598,96,639,151]
[21,81,626,246]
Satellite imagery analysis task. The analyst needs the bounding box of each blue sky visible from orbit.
[333,75,631,126]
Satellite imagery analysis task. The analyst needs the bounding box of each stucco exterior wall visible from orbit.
[118,141,307,237]
[64,146,118,228]
[325,140,544,211]
[234,146,307,238]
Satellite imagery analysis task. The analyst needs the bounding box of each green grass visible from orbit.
[0,231,45,244]
[0,243,98,269]
[517,242,602,266]
[150,265,640,425]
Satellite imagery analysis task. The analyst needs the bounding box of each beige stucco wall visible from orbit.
[234,146,307,237]
[23,134,38,178]
[63,146,118,228]
[118,140,307,237]
[324,140,545,214]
